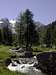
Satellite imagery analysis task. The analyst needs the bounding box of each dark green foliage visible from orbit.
[15,9,39,47]
[15,13,25,46]
[15,9,56,48]
[44,21,56,47]
[44,26,52,47]
[0,29,2,43]
[0,18,13,45]
[3,26,12,45]
[22,9,39,46]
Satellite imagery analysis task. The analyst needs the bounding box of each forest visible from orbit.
[0,9,56,49]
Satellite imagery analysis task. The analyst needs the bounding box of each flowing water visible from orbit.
[7,60,46,75]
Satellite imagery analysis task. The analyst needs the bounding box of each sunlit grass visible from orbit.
[0,45,11,60]
[0,66,26,75]
[32,46,56,55]
[0,45,26,75]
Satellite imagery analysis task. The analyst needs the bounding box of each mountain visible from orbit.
[9,19,16,34]
[0,18,10,28]
[0,18,16,34]
[34,21,45,32]
[9,19,16,28]
[35,21,44,27]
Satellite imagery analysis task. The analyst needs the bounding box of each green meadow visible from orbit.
[0,45,26,75]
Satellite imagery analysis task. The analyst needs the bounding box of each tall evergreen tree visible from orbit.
[23,9,39,47]
[15,13,25,46]
[2,19,13,45]
[15,9,39,47]
[44,24,53,47]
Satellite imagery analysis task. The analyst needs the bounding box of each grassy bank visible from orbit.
[0,45,26,75]
[0,66,26,75]
[32,46,56,55]
[0,45,11,60]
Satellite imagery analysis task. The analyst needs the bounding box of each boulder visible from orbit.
[4,58,12,66]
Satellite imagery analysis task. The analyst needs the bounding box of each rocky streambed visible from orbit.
[9,47,56,75]
[5,56,46,75]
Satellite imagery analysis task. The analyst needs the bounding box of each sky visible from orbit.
[0,0,56,24]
